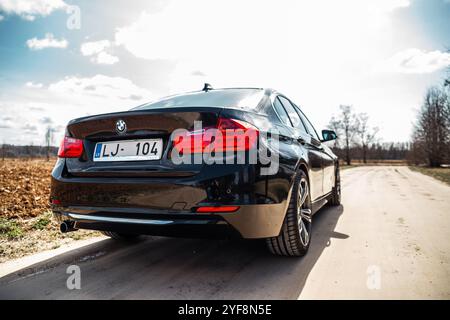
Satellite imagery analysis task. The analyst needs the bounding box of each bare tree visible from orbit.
[444,82,450,162]
[408,127,427,165]
[412,86,450,167]
[356,113,379,163]
[327,116,341,148]
[329,105,359,165]
[45,126,54,161]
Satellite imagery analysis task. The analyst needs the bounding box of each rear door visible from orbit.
[295,106,334,196]
[277,96,324,201]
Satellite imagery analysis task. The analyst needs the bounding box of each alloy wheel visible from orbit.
[297,177,312,246]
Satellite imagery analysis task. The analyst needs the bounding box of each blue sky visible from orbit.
[0,0,449,145]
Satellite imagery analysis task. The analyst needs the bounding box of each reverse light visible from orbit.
[196,206,240,213]
[58,136,84,158]
[173,117,259,154]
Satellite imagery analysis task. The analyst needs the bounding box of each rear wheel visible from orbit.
[266,170,312,257]
[101,231,141,241]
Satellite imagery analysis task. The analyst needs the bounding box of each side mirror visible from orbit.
[321,130,337,142]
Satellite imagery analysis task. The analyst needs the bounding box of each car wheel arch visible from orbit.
[295,161,310,183]
[282,160,310,219]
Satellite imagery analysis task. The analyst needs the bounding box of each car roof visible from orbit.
[133,87,276,111]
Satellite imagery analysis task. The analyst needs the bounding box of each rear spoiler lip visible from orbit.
[67,106,225,126]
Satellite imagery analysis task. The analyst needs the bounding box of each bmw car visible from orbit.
[50,86,340,256]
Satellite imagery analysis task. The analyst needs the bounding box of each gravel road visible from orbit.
[1,166,449,299]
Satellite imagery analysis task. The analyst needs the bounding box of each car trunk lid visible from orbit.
[64,107,222,177]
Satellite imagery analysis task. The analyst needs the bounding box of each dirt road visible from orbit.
[1,166,449,299]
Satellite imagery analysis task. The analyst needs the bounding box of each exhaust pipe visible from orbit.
[60,221,77,233]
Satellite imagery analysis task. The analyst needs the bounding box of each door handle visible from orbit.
[310,137,323,150]
[297,137,306,145]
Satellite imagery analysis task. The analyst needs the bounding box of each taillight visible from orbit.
[58,136,84,158]
[173,117,259,154]
[216,117,259,152]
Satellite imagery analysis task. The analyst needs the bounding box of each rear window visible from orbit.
[134,89,264,111]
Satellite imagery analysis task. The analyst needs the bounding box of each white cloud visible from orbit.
[40,116,53,124]
[25,81,44,88]
[0,0,67,20]
[93,51,119,65]
[22,14,35,21]
[0,75,153,145]
[115,0,410,62]
[113,0,415,97]
[80,40,119,65]
[80,40,111,56]
[370,0,410,12]
[366,0,410,28]
[26,33,68,50]
[48,74,152,101]
[0,115,14,129]
[376,48,450,74]
[22,123,38,133]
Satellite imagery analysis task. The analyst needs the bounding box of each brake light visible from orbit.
[58,136,84,158]
[196,206,240,213]
[173,117,258,154]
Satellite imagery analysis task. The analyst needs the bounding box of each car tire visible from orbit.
[101,231,141,241]
[266,169,312,257]
[329,163,341,206]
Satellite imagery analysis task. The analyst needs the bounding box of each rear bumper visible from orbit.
[51,158,292,239]
[52,202,288,239]
[51,159,288,209]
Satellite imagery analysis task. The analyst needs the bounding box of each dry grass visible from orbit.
[0,159,99,263]
[409,166,450,186]
[339,159,408,167]
[340,159,408,170]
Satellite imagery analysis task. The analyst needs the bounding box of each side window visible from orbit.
[272,97,292,126]
[278,96,307,133]
[296,106,321,140]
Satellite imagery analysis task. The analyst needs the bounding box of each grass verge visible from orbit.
[0,212,100,263]
[409,166,450,186]
[0,218,24,240]
[340,165,357,170]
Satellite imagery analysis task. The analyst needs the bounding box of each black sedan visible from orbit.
[51,86,340,256]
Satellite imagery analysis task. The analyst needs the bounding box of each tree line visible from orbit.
[331,142,410,164]
[1,144,58,160]
[328,105,382,165]
[1,126,57,161]
[327,79,450,167]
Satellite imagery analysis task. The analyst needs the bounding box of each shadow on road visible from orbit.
[0,205,346,299]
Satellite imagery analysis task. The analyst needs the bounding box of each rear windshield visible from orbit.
[134,89,264,111]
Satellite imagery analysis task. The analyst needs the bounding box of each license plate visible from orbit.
[93,139,163,162]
